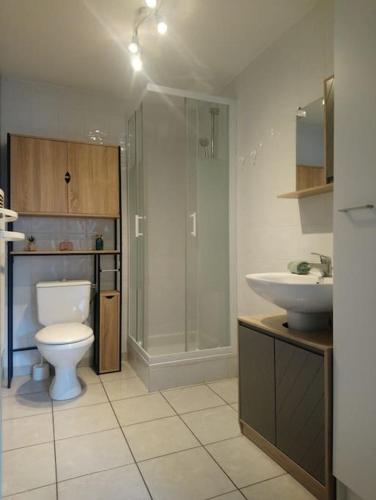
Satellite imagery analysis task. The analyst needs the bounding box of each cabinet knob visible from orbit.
[64,172,71,184]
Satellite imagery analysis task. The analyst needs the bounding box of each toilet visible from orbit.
[35,280,94,401]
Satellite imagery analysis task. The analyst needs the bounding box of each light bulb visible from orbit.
[131,54,143,72]
[157,20,168,34]
[145,0,157,8]
[128,41,139,54]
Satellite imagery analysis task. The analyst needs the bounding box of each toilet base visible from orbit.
[50,367,82,400]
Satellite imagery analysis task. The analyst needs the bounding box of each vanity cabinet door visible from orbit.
[239,326,276,444]
[275,340,325,484]
[10,135,68,214]
[67,143,119,217]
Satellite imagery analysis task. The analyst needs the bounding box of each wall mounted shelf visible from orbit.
[11,250,120,256]
[278,183,333,199]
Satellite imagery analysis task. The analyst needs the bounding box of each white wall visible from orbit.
[333,1,376,499]
[0,77,131,374]
[224,0,334,317]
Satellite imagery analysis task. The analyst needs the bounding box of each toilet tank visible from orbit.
[36,280,91,326]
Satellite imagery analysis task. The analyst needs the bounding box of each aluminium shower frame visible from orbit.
[133,83,238,356]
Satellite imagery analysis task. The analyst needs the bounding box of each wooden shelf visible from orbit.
[278,183,333,199]
[11,250,120,256]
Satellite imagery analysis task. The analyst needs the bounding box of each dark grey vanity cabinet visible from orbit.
[238,316,334,500]
[275,339,325,484]
[239,326,275,443]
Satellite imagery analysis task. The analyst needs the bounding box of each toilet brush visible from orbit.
[32,353,50,381]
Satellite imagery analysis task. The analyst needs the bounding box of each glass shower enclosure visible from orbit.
[128,85,233,368]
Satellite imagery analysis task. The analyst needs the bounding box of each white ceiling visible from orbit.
[0,0,317,102]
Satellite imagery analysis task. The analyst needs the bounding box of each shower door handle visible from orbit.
[189,212,197,237]
[135,215,143,238]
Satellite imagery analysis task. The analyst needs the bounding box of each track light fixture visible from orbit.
[128,0,167,71]
[157,18,168,34]
[145,0,157,8]
[128,35,139,54]
[131,54,143,72]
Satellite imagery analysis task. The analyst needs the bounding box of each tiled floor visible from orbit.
[1,363,315,499]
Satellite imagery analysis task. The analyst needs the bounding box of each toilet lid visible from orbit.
[36,323,93,345]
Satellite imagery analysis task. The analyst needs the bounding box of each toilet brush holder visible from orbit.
[32,362,50,381]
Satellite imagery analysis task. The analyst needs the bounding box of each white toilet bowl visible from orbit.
[35,280,94,400]
[36,323,94,400]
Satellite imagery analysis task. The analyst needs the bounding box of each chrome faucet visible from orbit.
[310,253,332,277]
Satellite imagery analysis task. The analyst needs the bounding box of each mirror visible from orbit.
[295,76,334,191]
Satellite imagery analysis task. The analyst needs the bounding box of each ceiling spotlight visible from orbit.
[157,20,168,35]
[128,36,139,54]
[131,54,143,72]
[145,0,157,8]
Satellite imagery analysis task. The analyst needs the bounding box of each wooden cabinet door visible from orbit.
[239,326,276,443]
[99,291,120,373]
[10,136,68,214]
[67,143,119,217]
[275,340,325,484]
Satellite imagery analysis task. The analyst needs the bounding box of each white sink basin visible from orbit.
[246,272,333,331]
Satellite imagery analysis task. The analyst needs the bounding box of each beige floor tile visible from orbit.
[206,436,284,488]
[3,443,56,497]
[242,474,314,499]
[212,492,245,500]
[112,393,175,426]
[3,413,54,451]
[77,366,100,385]
[2,392,52,420]
[123,416,199,461]
[139,447,234,500]
[5,484,57,500]
[231,403,239,412]
[103,377,148,401]
[2,376,50,398]
[181,405,241,444]
[208,378,239,404]
[53,383,108,411]
[58,464,150,500]
[100,362,137,382]
[54,402,118,440]
[162,385,225,414]
[56,428,134,481]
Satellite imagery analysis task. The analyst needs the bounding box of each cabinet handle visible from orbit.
[189,212,197,237]
[65,172,71,184]
[135,215,143,238]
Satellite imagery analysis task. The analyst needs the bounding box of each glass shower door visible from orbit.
[128,106,145,347]
[186,99,230,351]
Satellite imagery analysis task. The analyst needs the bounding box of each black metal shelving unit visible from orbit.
[6,139,123,388]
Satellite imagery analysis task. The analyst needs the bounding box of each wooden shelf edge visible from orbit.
[11,250,120,256]
[278,183,333,199]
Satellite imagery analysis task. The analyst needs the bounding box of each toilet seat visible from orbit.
[36,323,93,345]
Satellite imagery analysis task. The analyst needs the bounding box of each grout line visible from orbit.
[56,462,136,485]
[135,444,203,464]
[54,425,119,442]
[100,376,154,500]
[51,393,59,499]
[2,482,57,499]
[239,472,288,491]
[2,409,52,422]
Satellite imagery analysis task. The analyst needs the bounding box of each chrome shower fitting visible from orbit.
[209,107,220,159]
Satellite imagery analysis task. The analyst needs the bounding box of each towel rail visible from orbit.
[338,204,374,213]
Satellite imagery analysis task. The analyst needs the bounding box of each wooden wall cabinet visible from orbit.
[98,291,121,373]
[10,135,120,218]
[239,317,334,500]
